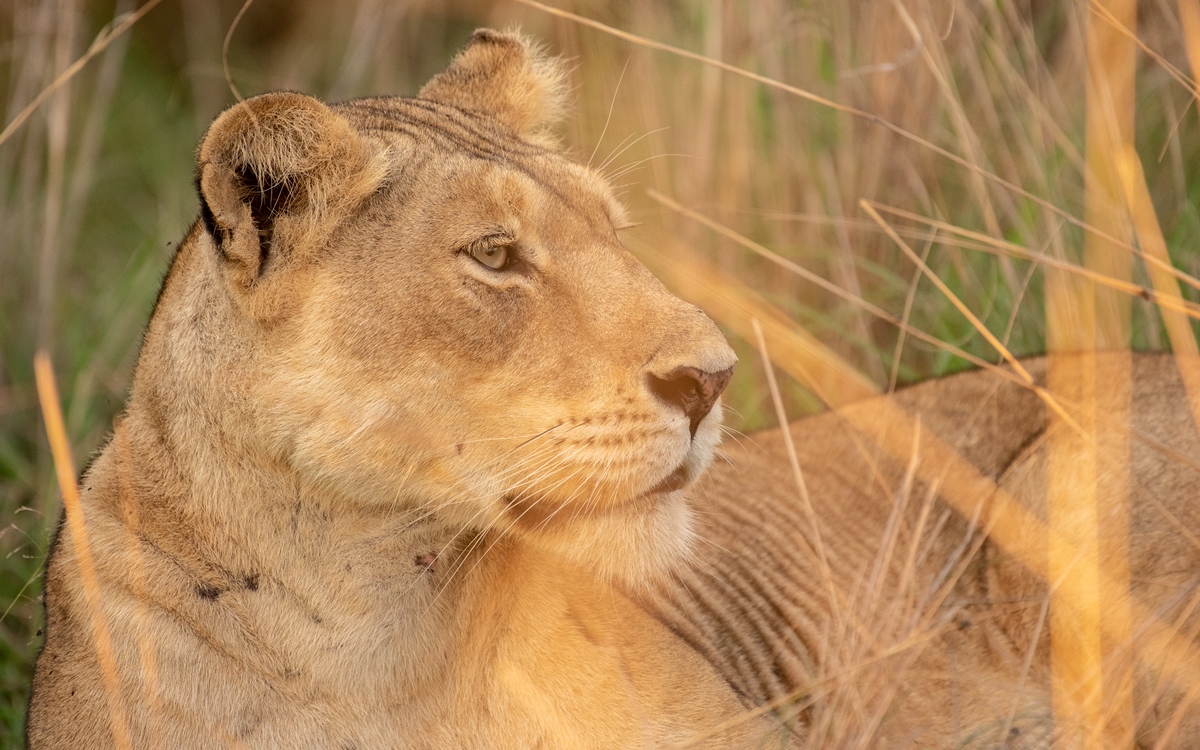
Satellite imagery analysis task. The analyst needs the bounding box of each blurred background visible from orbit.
[1,0,1197,739]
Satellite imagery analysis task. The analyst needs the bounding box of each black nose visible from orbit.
[647,365,735,437]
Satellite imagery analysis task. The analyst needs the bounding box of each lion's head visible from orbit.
[141,29,734,588]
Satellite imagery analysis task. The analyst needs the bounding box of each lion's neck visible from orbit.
[103,399,489,697]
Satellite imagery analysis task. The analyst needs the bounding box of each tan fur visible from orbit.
[655,353,1200,747]
[27,30,783,749]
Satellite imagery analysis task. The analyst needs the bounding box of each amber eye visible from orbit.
[471,244,509,270]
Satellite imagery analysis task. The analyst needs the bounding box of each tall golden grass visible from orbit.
[4,0,1200,743]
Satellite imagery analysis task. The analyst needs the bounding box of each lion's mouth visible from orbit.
[645,461,689,496]
[502,460,691,527]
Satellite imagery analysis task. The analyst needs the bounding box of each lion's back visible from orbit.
[658,352,1200,746]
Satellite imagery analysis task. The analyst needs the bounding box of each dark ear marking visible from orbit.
[195,164,301,273]
[233,165,302,276]
[195,173,231,258]
[198,200,219,246]
[198,203,222,255]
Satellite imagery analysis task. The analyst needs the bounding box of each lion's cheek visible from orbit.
[269,394,467,505]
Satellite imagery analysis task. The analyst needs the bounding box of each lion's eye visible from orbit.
[471,244,509,270]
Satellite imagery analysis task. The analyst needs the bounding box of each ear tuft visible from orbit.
[418,29,569,145]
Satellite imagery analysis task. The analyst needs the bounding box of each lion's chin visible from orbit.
[507,488,697,592]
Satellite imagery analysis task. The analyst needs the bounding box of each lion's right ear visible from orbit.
[196,92,386,306]
[419,29,568,147]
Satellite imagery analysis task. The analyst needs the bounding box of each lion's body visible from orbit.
[25,27,1200,750]
[658,353,1200,747]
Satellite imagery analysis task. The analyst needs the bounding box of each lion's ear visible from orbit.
[196,92,385,295]
[419,29,568,144]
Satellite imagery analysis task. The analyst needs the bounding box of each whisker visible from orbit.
[427,464,590,611]
[438,426,567,451]
[597,126,670,174]
[587,55,630,168]
[603,153,694,182]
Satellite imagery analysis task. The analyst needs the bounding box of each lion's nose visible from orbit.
[647,365,735,437]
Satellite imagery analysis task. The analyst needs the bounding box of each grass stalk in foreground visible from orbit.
[1045,0,1137,743]
[33,352,131,750]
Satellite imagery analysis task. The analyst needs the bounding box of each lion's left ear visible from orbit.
[419,29,568,145]
[196,92,388,318]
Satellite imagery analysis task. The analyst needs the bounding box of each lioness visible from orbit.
[26,27,1200,750]
[27,29,782,749]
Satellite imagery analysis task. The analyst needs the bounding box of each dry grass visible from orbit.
[2,0,1200,744]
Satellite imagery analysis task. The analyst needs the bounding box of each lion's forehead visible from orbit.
[336,96,544,160]
[334,96,627,233]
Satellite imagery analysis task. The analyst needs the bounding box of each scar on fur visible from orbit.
[415,553,437,571]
